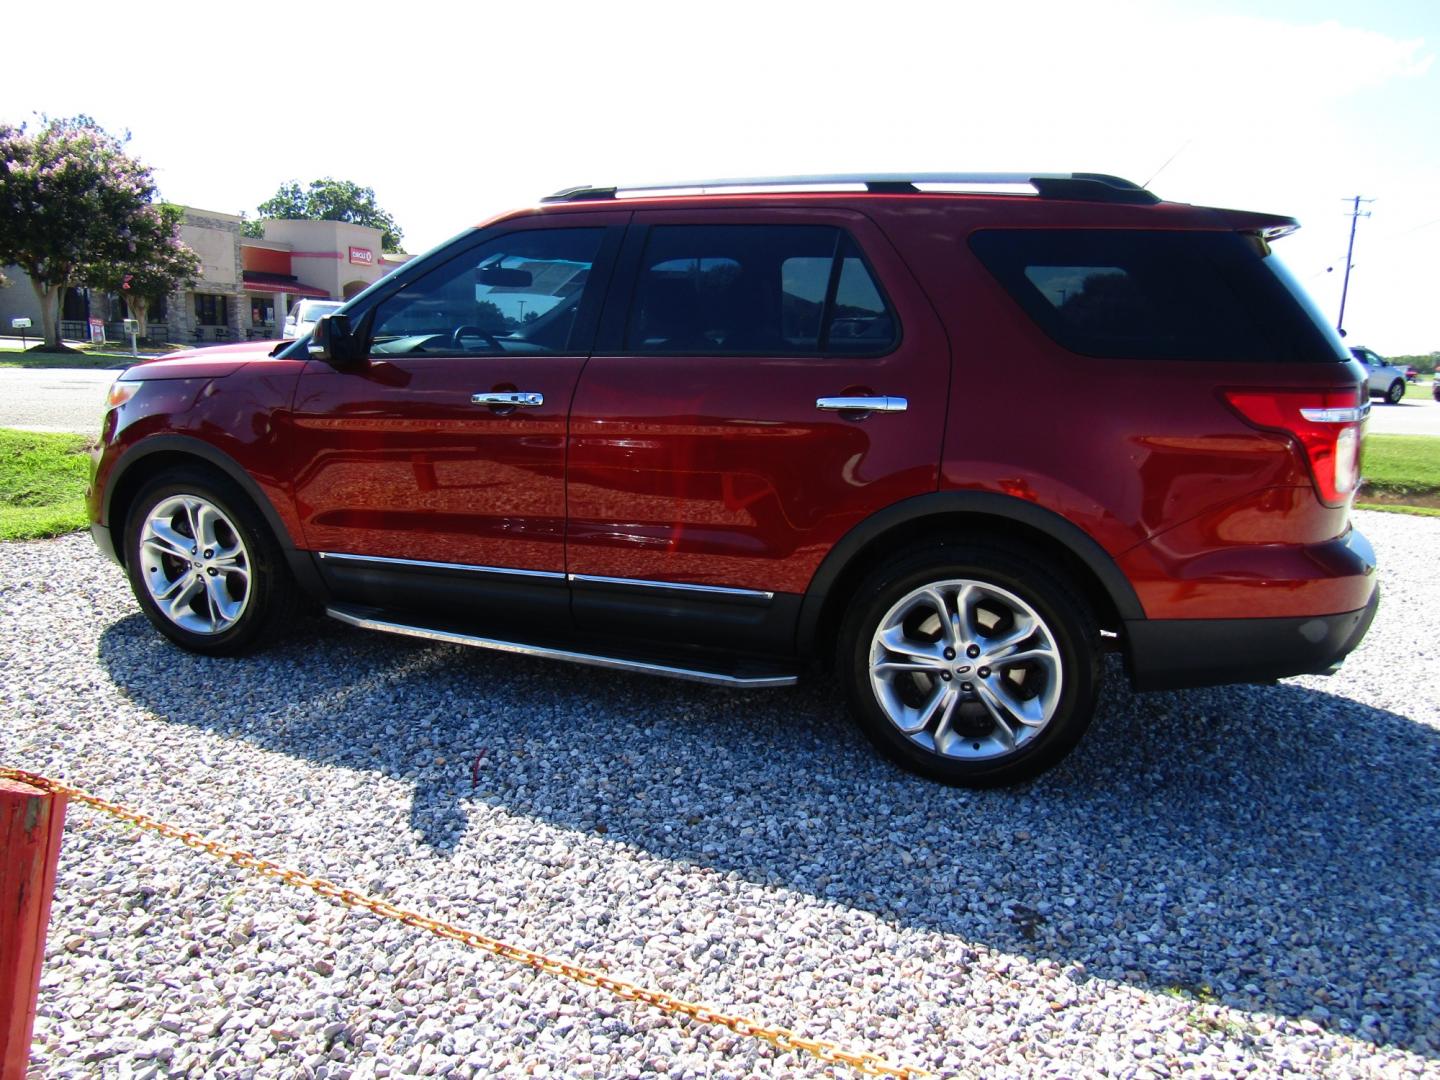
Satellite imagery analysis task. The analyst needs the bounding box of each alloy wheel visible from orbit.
[137,494,252,635]
[868,578,1063,761]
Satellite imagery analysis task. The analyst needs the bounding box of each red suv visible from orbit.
[87,173,1378,786]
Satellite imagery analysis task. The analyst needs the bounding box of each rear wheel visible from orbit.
[123,469,297,655]
[838,543,1101,786]
[1385,379,1405,405]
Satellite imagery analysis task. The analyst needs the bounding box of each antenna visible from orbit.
[1142,140,1191,189]
[1337,195,1374,336]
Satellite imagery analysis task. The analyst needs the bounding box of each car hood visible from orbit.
[119,340,296,381]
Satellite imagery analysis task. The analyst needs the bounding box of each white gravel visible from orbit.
[2,509,1438,1079]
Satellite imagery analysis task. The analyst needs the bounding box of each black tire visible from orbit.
[123,467,298,656]
[837,542,1101,787]
[1386,379,1405,405]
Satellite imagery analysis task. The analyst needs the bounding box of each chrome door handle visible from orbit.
[816,396,908,413]
[472,392,544,408]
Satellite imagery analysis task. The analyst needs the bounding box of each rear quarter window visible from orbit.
[969,229,1347,363]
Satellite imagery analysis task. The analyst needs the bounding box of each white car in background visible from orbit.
[1350,346,1409,405]
[282,299,343,340]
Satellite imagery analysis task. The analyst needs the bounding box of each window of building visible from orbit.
[968,229,1347,363]
[625,226,896,355]
[195,294,229,326]
[251,299,276,326]
[369,228,605,356]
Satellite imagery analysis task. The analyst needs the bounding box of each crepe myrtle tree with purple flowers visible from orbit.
[85,203,201,339]
[0,115,196,350]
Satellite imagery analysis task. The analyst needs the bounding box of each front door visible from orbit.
[290,214,624,616]
[564,208,950,651]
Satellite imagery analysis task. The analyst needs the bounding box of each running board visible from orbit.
[325,605,799,689]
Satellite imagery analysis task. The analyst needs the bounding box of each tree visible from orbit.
[252,177,405,253]
[85,203,202,337]
[0,116,161,350]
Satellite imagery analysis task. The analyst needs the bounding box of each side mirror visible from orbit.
[308,314,366,370]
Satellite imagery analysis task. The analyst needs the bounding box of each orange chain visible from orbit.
[2,766,931,1078]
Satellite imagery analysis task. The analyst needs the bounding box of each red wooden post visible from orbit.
[0,778,67,1080]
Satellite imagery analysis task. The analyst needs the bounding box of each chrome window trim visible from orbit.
[316,552,565,581]
[567,573,774,601]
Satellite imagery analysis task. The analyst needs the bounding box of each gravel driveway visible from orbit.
[2,511,1437,1079]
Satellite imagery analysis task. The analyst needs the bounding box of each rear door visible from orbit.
[565,207,950,651]
[290,213,625,619]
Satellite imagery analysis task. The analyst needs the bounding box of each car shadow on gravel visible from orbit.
[98,614,1440,1058]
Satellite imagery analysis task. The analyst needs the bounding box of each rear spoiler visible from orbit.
[1213,207,1300,241]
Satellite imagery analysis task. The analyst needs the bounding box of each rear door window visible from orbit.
[969,229,1347,363]
[625,225,897,355]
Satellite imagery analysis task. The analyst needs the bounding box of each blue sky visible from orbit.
[6,0,1437,354]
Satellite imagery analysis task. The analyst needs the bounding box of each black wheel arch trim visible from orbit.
[796,490,1145,653]
[101,435,326,597]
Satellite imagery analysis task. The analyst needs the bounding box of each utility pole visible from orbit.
[1337,195,1374,336]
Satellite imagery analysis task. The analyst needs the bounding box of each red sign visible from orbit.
[348,246,374,266]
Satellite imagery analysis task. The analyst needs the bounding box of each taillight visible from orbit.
[1222,387,1367,507]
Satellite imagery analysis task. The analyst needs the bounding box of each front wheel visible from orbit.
[838,543,1102,787]
[123,469,297,655]
[1385,379,1405,405]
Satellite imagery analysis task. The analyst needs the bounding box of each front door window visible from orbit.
[369,229,605,358]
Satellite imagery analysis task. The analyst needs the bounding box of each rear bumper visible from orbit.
[1125,582,1379,691]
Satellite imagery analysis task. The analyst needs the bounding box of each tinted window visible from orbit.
[969,229,1347,363]
[195,294,228,326]
[829,246,894,348]
[626,225,896,355]
[369,228,604,357]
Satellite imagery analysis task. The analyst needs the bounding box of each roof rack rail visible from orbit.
[541,173,1160,206]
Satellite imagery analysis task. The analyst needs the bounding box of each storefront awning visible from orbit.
[242,279,331,299]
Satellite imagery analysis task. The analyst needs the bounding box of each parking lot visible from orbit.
[2,510,1436,1078]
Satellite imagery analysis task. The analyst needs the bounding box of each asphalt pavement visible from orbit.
[1365,392,1440,436]
[0,367,116,434]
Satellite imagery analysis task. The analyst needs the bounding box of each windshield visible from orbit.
[299,303,341,322]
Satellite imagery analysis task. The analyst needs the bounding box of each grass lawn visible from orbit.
[0,429,95,540]
[1359,433,1440,512]
[1403,380,1433,401]
[0,339,187,370]
[0,350,137,370]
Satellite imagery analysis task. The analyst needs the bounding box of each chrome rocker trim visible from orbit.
[318,552,772,599]
[317,552,565,581]
[567,572,774,601]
